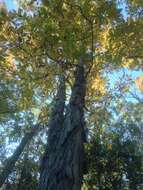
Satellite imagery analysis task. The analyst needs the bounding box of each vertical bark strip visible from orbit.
[0,124,39,188]
[39,73,66,190]
[39,59,86,190]
[57,59,86,190]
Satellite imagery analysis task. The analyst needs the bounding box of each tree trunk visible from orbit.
[0,123,40,188]
[39,59,86,190]
[39,73,66,189]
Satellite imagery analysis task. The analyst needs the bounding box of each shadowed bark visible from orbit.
[39,72,66,190]
[39,59,86,190]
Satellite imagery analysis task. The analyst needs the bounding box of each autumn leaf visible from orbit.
[135,76,143,92]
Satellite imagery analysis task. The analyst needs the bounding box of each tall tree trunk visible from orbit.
[39,59,86,190]
[39,73,66,189]
[0,123,40,188]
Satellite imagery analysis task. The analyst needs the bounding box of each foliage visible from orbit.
[0,0,143,189]
[83,101,143,190]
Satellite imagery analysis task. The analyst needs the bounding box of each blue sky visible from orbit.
[4,0,16,10]
[3,0,128,14]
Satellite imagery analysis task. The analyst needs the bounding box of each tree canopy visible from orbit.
[0,0,143,190]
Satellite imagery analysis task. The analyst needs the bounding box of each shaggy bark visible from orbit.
[39,73,66,189]
[39,59,86,190]
[0,123,40,188]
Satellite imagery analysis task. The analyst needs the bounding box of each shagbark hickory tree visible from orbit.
[0,0,143,189]
[37,1,121,189]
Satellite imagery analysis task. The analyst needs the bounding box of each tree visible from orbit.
[0,0,143,190]
[0,122,41,187]
[83,98,143,190]
[39,68,66,189]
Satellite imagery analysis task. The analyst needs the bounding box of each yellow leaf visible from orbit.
[91,75,106,95]
[122,58,134,68]
[135,76,143,92]
[107,143,112,150]
[5,51,17,71]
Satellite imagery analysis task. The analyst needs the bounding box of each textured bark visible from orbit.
[39,73,66,189]
[0,123,39,188]
[39,59,86,190]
